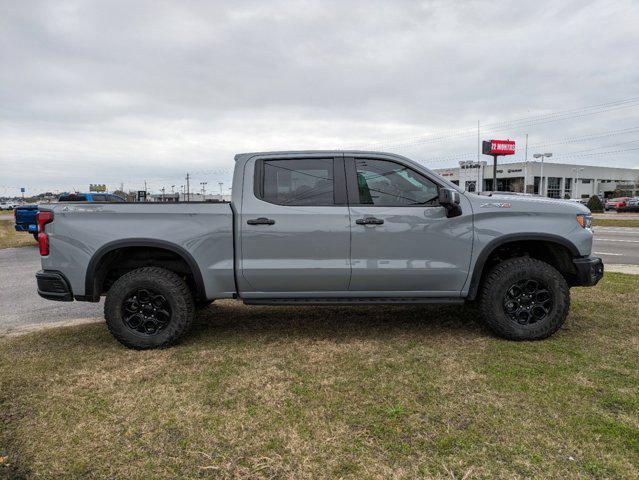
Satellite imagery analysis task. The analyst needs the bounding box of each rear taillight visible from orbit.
[37,211,54,255]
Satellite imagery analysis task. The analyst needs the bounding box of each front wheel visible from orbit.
[104,267,195,349]
[478,257,570,340]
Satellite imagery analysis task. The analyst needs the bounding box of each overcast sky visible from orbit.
[1,0,638,196]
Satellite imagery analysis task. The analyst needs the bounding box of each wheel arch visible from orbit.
[84,239,206,302]
[467,233,581,301]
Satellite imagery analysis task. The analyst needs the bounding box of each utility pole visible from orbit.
[477,121,481,192]
[523,133,529,194]
[144,180,147,202]
[200,181,207,195]
[185,173,190,202]
[161,187,165,202]
[171,185,175,194]
[218,182,224,195]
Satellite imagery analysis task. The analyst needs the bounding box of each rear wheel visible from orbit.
[104,267,195,349]
[478,257,569,340]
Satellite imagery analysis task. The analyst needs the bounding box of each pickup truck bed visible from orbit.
[40,203,235,301]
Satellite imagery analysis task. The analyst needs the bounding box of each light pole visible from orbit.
[218,182,224,195]
[532,152,553,196]
[200,181,207,196]
[571,167,584,199]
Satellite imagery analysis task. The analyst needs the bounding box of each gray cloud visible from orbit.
[1,0,638,195]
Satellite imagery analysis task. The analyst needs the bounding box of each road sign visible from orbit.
[482,140,515,156]
[20,187,25,193]
[137,190,147,202]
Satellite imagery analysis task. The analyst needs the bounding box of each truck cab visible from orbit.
[35,151,603,349]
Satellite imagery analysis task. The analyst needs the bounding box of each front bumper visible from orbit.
[572,256,604,286]
[36,270,74,301]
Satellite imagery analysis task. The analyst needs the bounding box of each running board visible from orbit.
[243,297,464,306]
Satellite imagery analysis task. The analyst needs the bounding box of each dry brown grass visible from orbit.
[0,219,37,249]
[1,274,638,479]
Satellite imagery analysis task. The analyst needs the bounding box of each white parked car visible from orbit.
[0,202,18,210]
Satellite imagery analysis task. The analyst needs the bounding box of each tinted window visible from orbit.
[261,159,334,206]
[58,194,87,201]
[109,195,125,203]
[91,194,107,202]
[355,159,439,206]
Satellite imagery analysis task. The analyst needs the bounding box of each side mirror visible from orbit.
[438,188,462,218]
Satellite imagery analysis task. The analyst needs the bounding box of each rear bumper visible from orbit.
[36,270,74,301]
[572,256,604,286]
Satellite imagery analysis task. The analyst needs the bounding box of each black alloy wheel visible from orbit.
[502,279,553,325]
[121,288,172,335]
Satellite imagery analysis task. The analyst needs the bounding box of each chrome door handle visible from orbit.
[247,217,275,225]
[355,217,384,225]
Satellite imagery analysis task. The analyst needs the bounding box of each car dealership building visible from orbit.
[434,161,639,199]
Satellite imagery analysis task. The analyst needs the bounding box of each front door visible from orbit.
[346,157,473,295]
[239,155,351,295]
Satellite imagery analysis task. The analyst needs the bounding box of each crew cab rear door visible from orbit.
[238,154,351,295]
[345,155,473,295]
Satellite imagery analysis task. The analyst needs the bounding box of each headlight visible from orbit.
[576,213,592,229]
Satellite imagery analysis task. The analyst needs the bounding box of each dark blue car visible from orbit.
[14,192,125,239]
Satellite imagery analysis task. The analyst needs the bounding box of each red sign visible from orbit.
[483,139,515,156]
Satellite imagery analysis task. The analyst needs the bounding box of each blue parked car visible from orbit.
[14,193,125,239]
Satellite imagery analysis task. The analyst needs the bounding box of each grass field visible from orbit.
[0,220,37,249]
[1,274,638,479]
[592,218,639,228]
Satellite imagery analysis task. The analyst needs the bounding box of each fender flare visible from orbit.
[466,233,581,300]
[84,239,206,301]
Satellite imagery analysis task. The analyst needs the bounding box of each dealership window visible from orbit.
[533,176,540,195]
[465,180,476,192]
[547,177,561,198]
[564,177,572,195]
[260,158,335,206]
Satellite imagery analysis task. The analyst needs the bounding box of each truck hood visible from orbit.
[465,193,590,215]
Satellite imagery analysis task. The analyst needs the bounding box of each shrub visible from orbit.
[586,195,603,213]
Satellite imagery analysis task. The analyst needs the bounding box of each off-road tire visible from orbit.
[104,267,195,349]
[478,257,570,341]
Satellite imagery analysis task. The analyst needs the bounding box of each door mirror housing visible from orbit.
[438,188,462,218]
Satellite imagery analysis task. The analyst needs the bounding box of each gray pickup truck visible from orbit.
[36,151,603,349]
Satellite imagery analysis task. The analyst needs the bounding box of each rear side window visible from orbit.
[59,194,87,201]
[258,158,335,206]
[355,159,439,206]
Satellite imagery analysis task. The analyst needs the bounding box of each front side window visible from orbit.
[355,159,439,206]
[260,158,334,206]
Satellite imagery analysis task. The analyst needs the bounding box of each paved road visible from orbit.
[1,227,638,333]
[593,227,639,265]
[0,246,103,333]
